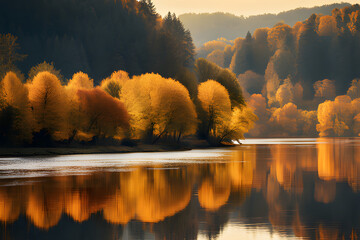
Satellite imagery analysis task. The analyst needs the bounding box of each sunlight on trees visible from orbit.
[65,72,94,140]
[196,58,244,107]
[28,71,68,140]
[316,95,360,137]
[197,80,231,141]
[121,73,197,142]
[100,70,130,99]
[1,72,33,143]
[318,16,338,36]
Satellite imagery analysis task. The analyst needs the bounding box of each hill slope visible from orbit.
[179,3,350,46]
[0,0,195,83]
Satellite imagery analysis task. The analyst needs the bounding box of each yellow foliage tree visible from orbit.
[100,70,130,98]
[121,73,197,142]
[28,71,69,139]
[316,95,357,137]
[66,72,94,91]
[1,72,33,143]
[197,80,232,141]
[219,106,258,143]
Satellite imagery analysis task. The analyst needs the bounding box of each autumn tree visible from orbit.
[316,95,358,137]
[219,107,258,143]
[65,72,94,140]
[197,80,232,142]
[149,77,198,143]
[0,72,33,143]
[77,87,129,139]
[66,72,94,92]
[28,71,69,141]
[100,70,130,99]
[195,58,245,107]
[121,73,197,142]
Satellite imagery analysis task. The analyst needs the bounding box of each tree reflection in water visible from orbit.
[1,139,360,239]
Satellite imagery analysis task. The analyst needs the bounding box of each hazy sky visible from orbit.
[152,0,358,17]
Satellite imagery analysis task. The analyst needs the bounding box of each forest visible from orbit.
[0,0,257,147]
[198,4,360,137]
[2,1,360,146]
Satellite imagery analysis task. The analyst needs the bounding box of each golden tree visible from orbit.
[28,71,68,139]
[121,73,197,142]
[1,72,33,143]
[197,80,232,141]
[100,70,130,99]
[219,107,258,143]
[65,72,94,140]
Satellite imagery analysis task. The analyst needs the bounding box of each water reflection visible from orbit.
[1,139,360,239]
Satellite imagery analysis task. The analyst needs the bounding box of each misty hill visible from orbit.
[179,2,351,46]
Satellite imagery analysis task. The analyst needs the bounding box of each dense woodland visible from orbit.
[0,0,196,87]
[180,3,350,46]
[199,4,360,137]
[2,1,360,144]
[0,1,256,147]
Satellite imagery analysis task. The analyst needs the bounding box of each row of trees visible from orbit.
[0,62,256,146]
[246,81,360,137]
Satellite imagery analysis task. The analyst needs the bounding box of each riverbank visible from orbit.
[0,140,237,157]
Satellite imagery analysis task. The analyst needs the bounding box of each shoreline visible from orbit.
[0,143,237,158]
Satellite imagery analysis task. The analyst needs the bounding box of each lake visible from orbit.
[1,138,360,240]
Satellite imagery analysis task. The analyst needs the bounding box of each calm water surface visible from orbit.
[1,138,360,240]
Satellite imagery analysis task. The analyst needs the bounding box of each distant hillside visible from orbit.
[179,3,351,47]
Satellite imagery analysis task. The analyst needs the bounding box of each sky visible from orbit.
[151,0,359,17]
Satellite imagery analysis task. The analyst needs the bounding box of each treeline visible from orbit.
[0,0,195,87]
[180,3,350,46]
[198,4,360,137]
[0,61,255,146]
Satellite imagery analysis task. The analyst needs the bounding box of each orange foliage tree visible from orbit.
[77,87,129,138]
[65,72,94,140]
[28,71,68,140]
[0,72,33,143]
